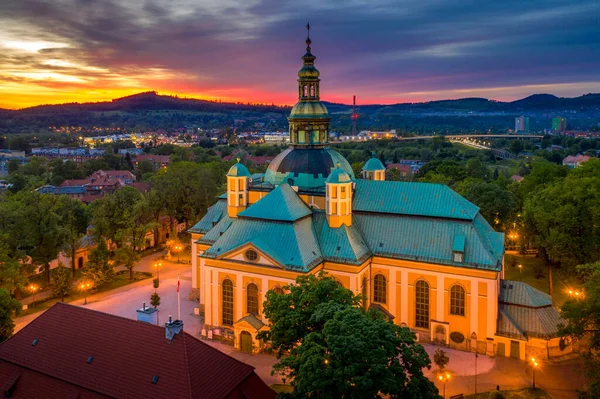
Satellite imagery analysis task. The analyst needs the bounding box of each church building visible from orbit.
[189,29,566,361]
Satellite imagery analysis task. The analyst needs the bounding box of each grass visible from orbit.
[20,271,152,316]
[464,387,552,399]
[269,384,293,394]
[504,254,581,307]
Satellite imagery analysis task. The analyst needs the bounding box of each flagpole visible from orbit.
[177,274,181,320]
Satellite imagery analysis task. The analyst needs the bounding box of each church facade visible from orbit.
[190,30,566,360]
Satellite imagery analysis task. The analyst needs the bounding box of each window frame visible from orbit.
[246,283,259,316]
[449,284,466,316]
[415,280,430,329]
[222,279,234,326]
[373,274,387,304]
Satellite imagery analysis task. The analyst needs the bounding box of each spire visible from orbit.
[306,22,311,51]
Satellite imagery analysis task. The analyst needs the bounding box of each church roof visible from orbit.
[227,162,251,177]
[188,199,227,234]
[353,179,479,221]
[362,157,386,171]
[197,179,503,272]
[239,184,312,222]
[325,166,352,184]
[499,280,552,308]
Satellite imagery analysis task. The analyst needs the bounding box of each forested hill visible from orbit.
[1,91,599,135]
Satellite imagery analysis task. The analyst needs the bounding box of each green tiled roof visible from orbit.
[362,157,385,171]
[234,314,265,331]
[497,280,563,339]
[499,280,552,307]
[353,180,479,221]
[239,184,312,222]
[325,167,352,184]
[227,162,251,177]
[203,217,322,272]
[198,214,234,245]
[313,212,371,265]
[188,199,227,234]
[353,213,503,271]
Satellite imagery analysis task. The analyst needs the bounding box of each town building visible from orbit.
[515,116,530,133]
[552,116,567,133]
[0,303,274,398]
[562,154,591,168]
[189,31,566,360]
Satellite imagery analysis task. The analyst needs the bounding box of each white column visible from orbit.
[400,270,408,324]
[236,274,243,322]
[204,267,212,325]
[211,269,218,326]
[470,281,479,336]
[199,255,205,303]
[436,275,444,321]
[389,271,397,318]
[191,241,198,289]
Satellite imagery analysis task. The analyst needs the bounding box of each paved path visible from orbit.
[13,254,586,396]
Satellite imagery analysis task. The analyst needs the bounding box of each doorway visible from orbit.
[510,340,520,358]
[240,331,253,353]
[77,257,84,269]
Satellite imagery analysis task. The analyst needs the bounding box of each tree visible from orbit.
[52,265,71,302]
[58,196,89,277]
[115,246,140,280]
[433,348,449,371]
[0,288,22,342]
[81,240,114,287]
[150,292,161,308]
[91,187,142,248]
[460,181,517,230]
[509,139,524,155]
[259,274,439,398]
[466,158,488,180]
[559,262,600,398]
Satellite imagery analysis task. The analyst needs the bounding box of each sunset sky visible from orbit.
[1,0,599,109]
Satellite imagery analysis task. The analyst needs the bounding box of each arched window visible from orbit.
[222,279,234,326]
[310,85,315,97]
[303,85,308,96]
[272,286,284,295]
[415,280,430,329]
[373,274,386,304]
[450,285,465,316]
[247,283,259,315]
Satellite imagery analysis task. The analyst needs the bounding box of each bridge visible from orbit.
[332,134,543,143]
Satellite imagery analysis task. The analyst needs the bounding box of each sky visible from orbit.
[1,0,599,109]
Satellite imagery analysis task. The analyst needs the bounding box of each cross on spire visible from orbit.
[305,22,311,49]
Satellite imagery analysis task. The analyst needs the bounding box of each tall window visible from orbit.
[415,280,430,329]
[247,283,259,315]
[450,285,465,316]
[222,279,234,326]
[373,274,387,304]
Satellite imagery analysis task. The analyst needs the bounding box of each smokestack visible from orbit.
[165,316,184,341]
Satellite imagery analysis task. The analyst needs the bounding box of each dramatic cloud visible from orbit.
[0,0,598,108]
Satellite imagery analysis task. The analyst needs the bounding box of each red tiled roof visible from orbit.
[511,175,524,182]
[563,155,591,164]
[131,182,151,193]
[0,303,275,399]
[386,163,412,173]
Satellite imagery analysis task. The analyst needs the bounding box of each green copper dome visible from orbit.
[362,157,386,172]
[298,64,320,79]
[326,165,352,184]
[289,101,328,118]
[227,162,251,177]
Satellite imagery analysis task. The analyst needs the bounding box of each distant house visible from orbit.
[0,303,275,398]
[511,175,524,183]
[134,154,170,168]
[386,163,412,176]
[562,154,591,168]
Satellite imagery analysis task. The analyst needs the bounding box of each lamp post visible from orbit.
[475,352,478,394]
[531,357,538,389]
[438,373,451,399]
[80,282,91,305]
[153,262,162,284]
[175,245,182,263]
[29,284,38,304]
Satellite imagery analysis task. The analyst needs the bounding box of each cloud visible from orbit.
[0,0,598,108]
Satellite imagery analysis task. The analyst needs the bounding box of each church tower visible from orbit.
[361,153,386,181]
[288,23,331,147]
[226,160,251,217]
[325,164,353,228]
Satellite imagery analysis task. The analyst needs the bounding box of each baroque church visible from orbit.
[189,29,566,360]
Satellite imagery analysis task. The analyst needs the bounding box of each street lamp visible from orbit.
[531,357,539,389]
[438,373,451,399]
[80,282,92,305]
[175,245,182,263]
[153,262,162,283]
[29,284,38,304]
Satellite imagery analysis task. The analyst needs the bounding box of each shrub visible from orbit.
[433,348,449,370]
[450,331,465,344]
[150,292,161,308]
[488,391,505,399]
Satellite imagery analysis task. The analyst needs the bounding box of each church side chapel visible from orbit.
[189,27,566,360]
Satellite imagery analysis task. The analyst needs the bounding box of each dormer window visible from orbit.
[452,234,466,263]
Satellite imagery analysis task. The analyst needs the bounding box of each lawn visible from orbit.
[504,254,581,307]
[20,271,152,316]
[464,388,552,399]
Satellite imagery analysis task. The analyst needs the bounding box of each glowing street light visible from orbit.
[531,357,539,389]
[153,262,162,283]
[438,373,451,399]
[29,284,38,304]
[79,281,92,305]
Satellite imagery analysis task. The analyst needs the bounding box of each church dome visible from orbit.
[326,165,352,184]
[227,162,251,177]
[264,147,355,189]
[289,101,328,118]
[298,64,320,79]
[362,156,386,172]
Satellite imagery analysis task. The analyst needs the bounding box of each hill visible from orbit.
[1,91,599,135]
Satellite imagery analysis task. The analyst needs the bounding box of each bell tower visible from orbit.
[288,23,331,147]
[325,164,353,228]
[227,160,250,218]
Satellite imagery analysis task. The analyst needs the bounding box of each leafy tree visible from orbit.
[150,292,161,308]
[0,288,22,342]
[433,348,449,371]
[115,246,140,280]
[52,265,72,302]
[259,274,439,398]
[91,187,142,248]
[81,240,114,287]
[465,158,488,180]
[58,196,89,277]
[559,262,600,398]
[459,181,517,230]
[509,139,524,155]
